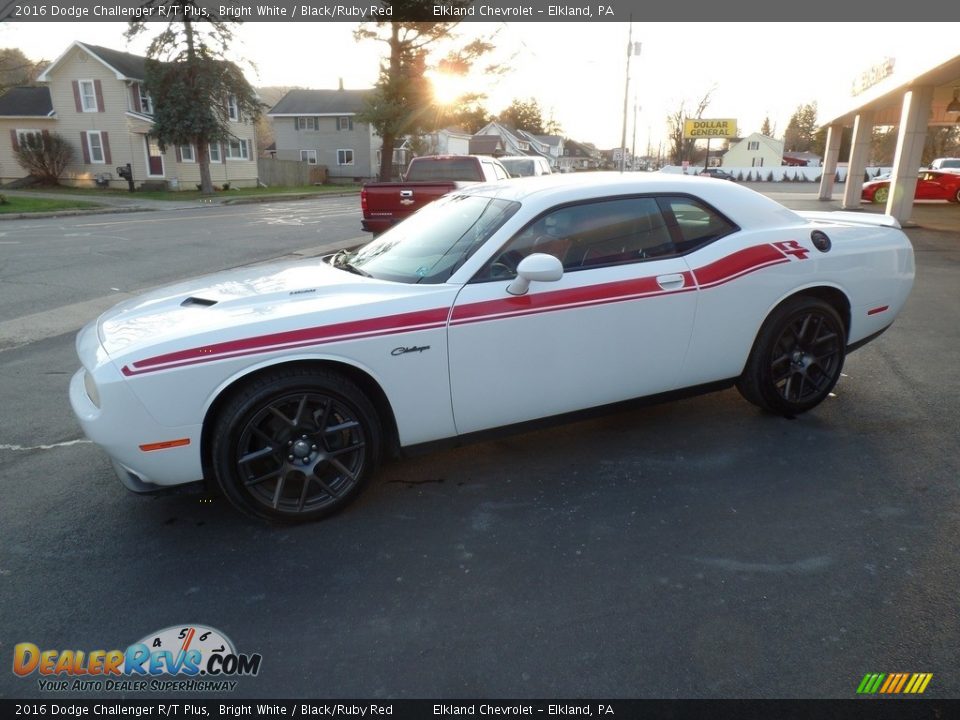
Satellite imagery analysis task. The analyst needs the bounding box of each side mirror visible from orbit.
[506,253,564,296]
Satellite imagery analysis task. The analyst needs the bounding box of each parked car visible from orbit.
[929,158,960,171]
[862,170,960,203]
[499,155,553,177]
[70,174,914,523]
[699,167,737,181]
[360,155,510,234]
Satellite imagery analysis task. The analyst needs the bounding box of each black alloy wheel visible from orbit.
[211,368,381,523]
[737,297,846,416]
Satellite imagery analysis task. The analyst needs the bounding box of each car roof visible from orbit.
[458,171,802,229]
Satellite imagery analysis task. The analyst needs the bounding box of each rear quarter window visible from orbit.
[658,196,738,254]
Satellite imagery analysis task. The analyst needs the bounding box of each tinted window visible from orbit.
[475,197,675,281]
[341,195,520,284]
[657,196,737,253]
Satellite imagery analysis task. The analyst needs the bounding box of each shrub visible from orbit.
[14,132,74,185]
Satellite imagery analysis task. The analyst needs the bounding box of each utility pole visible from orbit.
[619,22,638,173]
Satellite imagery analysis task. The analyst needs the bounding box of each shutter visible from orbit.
[131,84,142,113]
[72,81,82,112]
[349,118,354,131]
[94,80,105,112]
[294,118,299,131]
[10,129,19,151]
[222,143,227,164]
[41,129,50,149]
[245,139,251,159]
[175,145,182,162]
[102,132,112,165]
[80,132,90,163]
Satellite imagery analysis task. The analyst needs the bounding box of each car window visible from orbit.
[405,158,483,182]
[343,195,520,283]
[473,197,676,282]
[657,196,738,254]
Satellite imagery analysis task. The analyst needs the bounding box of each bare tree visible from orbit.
[666,88,713,165]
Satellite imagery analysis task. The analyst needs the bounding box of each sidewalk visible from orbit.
[0,187,360,219]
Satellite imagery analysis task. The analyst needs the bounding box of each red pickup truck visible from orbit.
[360,155,510,234]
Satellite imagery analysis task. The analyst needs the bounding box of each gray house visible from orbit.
[268,87,380,181]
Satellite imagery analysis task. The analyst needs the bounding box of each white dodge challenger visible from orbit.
[70,174,915,522]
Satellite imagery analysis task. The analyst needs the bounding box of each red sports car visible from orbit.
[862,170,960,203]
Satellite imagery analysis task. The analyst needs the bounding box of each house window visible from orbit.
[88,131,105,163]
[179,144,195,162]
[747,141,760,150]
[300,150,317,164]
[337,116,351,131]
[227,95,240,121]
[226,139,249,160]
[517,141,530,151]
[208,143,221,162]
[79,80,97,112]
[337,149,354,166]
[16,129,42,148]
[298,117,318,131]
[139,87,153,115]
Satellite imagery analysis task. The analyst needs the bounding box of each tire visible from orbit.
[736,297,846,417]
[210,367,381,523]
[873,185,889,203]
[952,188,960,203]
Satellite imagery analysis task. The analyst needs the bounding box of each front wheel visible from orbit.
[951,188,960,203]
[873,185,889,203]
[211,368,381,523]
[736,297,846,416]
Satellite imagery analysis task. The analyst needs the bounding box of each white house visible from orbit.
[723,132,784,168]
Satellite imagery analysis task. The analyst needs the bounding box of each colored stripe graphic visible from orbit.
[857,673,932,694]
[121,243,796,376]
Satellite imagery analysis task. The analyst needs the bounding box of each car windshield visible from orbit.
[337,194,520,284]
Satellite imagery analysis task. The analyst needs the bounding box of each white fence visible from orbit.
[660,165,894,182]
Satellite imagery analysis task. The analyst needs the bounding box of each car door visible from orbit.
[447,196,699,435]
[915,172,940,199]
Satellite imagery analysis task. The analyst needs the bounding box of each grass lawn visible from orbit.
[18,184,360,202]
[0,196,103,214]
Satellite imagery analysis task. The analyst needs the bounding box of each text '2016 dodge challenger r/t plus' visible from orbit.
[70,174,915,523]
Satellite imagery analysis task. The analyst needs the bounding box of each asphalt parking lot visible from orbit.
[0,187,958,700]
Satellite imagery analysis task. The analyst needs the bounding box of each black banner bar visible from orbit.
[0,699,956,720]
[0,0,956,22]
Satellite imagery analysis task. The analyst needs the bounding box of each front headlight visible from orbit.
[83,370,101,409]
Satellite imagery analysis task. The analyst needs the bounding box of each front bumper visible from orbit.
[69,359,205,494]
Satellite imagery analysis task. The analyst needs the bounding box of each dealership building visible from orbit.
[818,49,960,223]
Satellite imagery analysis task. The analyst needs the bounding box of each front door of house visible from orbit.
[145,137,164,177]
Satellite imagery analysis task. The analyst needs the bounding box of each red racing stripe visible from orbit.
[122,307,450,376]
[693,244,790,288]
[122,244,793,375]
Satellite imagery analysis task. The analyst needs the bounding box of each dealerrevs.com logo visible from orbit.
[13,624,262,693]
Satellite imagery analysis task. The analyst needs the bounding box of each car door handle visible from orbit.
[656,273,685,290]
[400,190,413,198]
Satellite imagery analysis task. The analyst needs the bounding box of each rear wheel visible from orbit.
[211,368,381,523]
[737,297,846,416]
[952,188,960,203]
[873,185,889,203]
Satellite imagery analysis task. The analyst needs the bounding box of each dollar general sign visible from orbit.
[683,118,738,138]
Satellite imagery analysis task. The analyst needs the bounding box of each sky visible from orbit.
[0,21,953,154]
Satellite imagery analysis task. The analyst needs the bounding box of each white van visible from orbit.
[499,155,553,177]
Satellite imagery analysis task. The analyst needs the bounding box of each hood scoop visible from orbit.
[181,296,218,308]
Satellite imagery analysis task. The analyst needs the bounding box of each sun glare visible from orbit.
[429,72,463,106]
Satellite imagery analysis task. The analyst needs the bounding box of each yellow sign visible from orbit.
[683,118,738,139]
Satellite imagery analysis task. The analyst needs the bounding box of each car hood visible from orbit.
[95,257,446,362]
